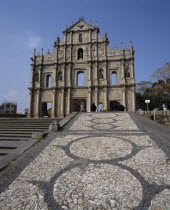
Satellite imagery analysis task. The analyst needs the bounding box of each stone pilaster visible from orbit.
[51,89,56,118]
[67,88,71,114]
[88,63,92,86]
[94,62,98,85]
[87,88,92,112]
[103,62,108,85]
[95,87,98,107]
[104,88,108,110]
[28,89,33,118]
[35,90,40,118]
[122,88,126,110]
[131,88,136,110]
[61,89,65,117]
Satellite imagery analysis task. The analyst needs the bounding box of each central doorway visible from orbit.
[42,102,52,117]
[110,101,120,111]
[72,99,86,112]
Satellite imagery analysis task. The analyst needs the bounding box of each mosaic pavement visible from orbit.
[0,112,170,210]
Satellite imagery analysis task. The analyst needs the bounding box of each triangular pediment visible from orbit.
[64,18,99,33]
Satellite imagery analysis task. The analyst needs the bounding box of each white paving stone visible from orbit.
[0,112,169,209]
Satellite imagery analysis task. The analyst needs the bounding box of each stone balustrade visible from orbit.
[136,110,170,127]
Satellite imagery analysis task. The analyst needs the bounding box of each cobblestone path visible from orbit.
[0,113,170,209]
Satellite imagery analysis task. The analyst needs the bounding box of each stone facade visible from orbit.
[28,18,136,118]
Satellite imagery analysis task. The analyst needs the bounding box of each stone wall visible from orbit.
[136,110,170,127]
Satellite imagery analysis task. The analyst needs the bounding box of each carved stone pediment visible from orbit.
[64,19,98,33]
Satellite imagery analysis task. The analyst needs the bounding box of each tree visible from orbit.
[136,62,170,110]
[152,62,170,82]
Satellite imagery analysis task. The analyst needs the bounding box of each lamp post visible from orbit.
[145,100,150,111]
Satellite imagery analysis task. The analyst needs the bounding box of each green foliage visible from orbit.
[136,62,170,110]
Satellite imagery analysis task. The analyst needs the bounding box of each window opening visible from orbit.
[112,72,117,85]
[79,33,82,42]
[46,74,52,88]
[77,71,85,86]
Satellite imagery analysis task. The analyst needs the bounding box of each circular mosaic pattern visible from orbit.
[92,118,114,123]
[92,123,114,130]
[53,164,142,209]
[70,137,132,160]
[90,113,113,119]
[151,189,170,209]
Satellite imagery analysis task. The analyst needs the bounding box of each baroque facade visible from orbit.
[28,18,136,118]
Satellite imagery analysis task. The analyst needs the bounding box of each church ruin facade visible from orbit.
[28,18,136,118]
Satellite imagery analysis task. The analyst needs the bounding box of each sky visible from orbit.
[0,0,170,112]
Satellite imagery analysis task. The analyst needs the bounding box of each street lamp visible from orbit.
[145,100,150,111]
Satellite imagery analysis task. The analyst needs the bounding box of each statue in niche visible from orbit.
[99,69,104,79]
[125,69,130,78]
[58,71,62,81]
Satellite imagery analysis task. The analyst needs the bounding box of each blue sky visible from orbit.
[0,0,170,112]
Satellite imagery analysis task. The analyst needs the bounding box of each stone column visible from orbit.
[87,88,92,112]
[103,62,108,85]
[94,62,98,85]
[35,90,40,118]
[95,87,98,107]
[88,63,92,86]
[122,89,126,111]
[51,89,56,118]
[131,89,136,110]
[67,88,71,114]
[121,60,125,79]
[104,88,108,110]
[61,89,64,117]
[53,65,57,87]
[30,66,34,88]
[67,64,71,86]
[28,90,33,118]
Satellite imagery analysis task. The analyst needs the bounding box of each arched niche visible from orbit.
[78,48,83,60]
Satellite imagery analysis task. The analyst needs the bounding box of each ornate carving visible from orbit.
[77,24,85,29]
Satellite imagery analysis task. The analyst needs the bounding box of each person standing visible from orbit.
[97,102,104,112]
[91,103,97,112]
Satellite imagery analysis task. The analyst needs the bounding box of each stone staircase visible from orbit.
[0,118,58,169]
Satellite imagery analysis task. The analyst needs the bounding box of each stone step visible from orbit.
[0,137,31,141]
[0,125,49,129]
[0,122,50,125]
[0,120,57,123]
[0,131,35,134]
[0,134,31,138]
[0,141,24,147]
[0,129,47,132]
[0,149,14,154]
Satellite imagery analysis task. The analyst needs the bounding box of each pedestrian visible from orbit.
[167,104,170,110]
[91,103,97,112]
[97,102,104,112]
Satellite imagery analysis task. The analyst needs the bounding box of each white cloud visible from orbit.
[26,32,42,49]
